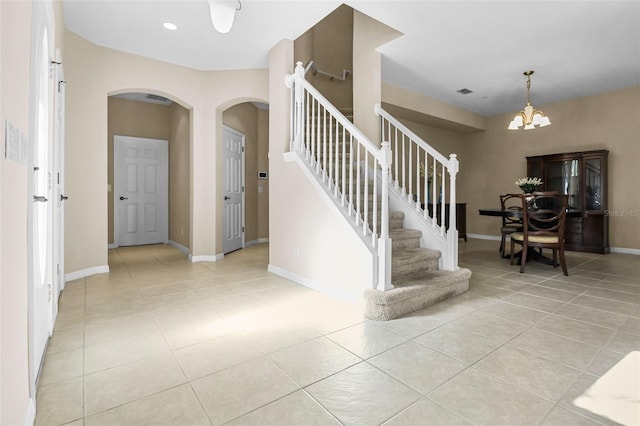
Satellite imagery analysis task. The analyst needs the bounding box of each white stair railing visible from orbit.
[375,104,459,271]
[285,62,393,291]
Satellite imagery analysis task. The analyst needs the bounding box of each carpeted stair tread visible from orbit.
[392,248,440,266]
[364,268,472,320]
[389,228,422,240]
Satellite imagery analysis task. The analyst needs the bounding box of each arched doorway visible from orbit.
[107,91,192,254]
[220,101,270,254]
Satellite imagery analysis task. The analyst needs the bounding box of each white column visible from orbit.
[377,141,393,290]
[445,153,459,270]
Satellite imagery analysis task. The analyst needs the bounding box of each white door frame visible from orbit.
[113,135,169,247]
[52,48,66,324]
[222,125,245,254]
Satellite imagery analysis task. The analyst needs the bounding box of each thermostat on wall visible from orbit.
[258,171,268,179]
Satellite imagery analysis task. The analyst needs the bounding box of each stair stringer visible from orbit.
[388,184,457,271]
[281,150,379,298]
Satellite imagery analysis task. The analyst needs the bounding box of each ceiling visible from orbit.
[63,1,640,117]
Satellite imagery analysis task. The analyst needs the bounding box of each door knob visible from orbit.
[119,196,128,200]
[60,194,68,201]
[224,196,231,200]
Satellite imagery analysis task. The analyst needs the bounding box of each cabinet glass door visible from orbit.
[546,159,581,209]
[584,158,603,211]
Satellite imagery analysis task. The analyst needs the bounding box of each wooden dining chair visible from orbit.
[499,193,524,258]
[510,191,569,275]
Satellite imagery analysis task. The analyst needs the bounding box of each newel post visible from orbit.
[446,153,459,270]
[377,141,393,291]
[293,61,305,153]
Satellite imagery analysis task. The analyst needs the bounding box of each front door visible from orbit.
[222,126,244,254]
[114,136,168,246]
[29,23,54,386]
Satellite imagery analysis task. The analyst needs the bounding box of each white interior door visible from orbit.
[222,126,244,254]
[114,136,168,246]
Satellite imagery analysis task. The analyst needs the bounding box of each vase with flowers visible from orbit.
[515,177,543,194]
[419,162,442,203]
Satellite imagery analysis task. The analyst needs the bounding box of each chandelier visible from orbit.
[508,70,551,130]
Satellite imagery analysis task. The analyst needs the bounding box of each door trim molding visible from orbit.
[222,125,246,254]
[113,135,169,247]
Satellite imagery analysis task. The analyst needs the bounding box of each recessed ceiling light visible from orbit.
[163,22,178,31]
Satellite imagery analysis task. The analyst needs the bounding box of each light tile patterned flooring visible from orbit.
[35,240,640,426]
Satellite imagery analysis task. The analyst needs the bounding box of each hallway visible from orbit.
[35,241,639,425]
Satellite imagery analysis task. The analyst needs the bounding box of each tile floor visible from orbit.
[35,240,640,426]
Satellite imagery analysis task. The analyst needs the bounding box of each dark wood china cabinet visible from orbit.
[527,150,609,254]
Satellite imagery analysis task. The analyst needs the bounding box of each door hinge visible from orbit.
[242,146,245,152]
[242,226,245,232]
[242,186,245,192]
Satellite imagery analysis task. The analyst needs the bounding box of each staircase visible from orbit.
[362,179,471,320]
[368,209,471,320]
[284,62,471,320]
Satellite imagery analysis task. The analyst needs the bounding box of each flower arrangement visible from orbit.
[515,177,543,193]
[419,162,441,180]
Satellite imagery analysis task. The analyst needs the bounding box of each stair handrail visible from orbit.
[304,60,351,81]
[285,61,392,290]
[375,104,459,271]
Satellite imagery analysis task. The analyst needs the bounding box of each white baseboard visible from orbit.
[245,238,269,247]
[468,235,639,256]
[610,247,640,255]
[467,234,501,241]
[65,265,109,281]
[268,263,359,302]
[168,240,190,255]
[24,397,36,426]
[189,253,224,262]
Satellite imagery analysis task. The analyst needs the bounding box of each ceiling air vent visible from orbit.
[456,88,473,95]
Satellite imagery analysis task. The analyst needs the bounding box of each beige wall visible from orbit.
[223,102,270,245]
[1,3,32,424]
[257,109,270,239]
[169,102,191,248]
[353,10,401,143]
[382,82,486,132]
[461,86,640,250]
[294,5,354,112]
[65,29,268,273]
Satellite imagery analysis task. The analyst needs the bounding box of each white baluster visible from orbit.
[394,126,399,189]
[341,126,346,206]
